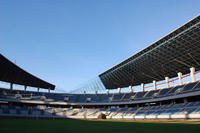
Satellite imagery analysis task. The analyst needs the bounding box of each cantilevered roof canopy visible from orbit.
[99,15,200,89]
[0,54,55,90]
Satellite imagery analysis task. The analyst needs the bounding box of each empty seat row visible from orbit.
[1,80,200,103]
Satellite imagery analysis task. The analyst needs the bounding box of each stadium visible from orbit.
[1,8,200,133]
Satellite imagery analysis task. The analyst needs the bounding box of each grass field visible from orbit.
[0,118,200,133]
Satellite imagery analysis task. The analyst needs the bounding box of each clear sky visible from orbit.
[0,0,200,92]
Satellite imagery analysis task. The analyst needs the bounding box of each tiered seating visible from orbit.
[77,94,87,102]
[1,80,200,104]
[167,85,185,95]
[86,109,99,118]
[111,108,128,118]
[64,95,77,102]
[134,92,146,99]
[143,90,160,98]
[193,82,200,90]
[112,93,124,101]
[0,101,200,119]
[181,81,199,92]
[105,101,200,119]
[123,108,138,117]
[122,93,135,101]
[158,87,171,96]
[86,94,100,102]
[98,94,112,102]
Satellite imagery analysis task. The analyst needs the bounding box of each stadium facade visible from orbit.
[1,15,200,120]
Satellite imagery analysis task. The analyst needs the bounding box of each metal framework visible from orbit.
[0,53,55,90]
[70,77,106,94]
[99,15,200,89]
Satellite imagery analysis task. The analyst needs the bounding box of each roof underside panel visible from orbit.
[99,15,200,89]
[0,54,55,90]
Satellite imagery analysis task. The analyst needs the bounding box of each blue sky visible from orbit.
[0,0,200,92]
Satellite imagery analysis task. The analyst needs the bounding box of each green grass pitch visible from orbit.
[0,118,200,133]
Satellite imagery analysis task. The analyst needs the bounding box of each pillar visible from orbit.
[178,72,183,85]
[118,87,121,93]
[37,88,40,92]
[106,89,109,94]
[95,90,98,94]
[129,85,133,93]
[48,89,50,93]
[10,83,13,90]
[141,83,144,92]
[165,77,170,88]
[153,80,157,90]
[190,67,196,82]
[24,85,27,91]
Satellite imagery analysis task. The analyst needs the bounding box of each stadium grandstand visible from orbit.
[1,14,200,120]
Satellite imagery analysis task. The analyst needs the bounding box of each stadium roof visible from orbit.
[99,15,200,89]
[0,53,55,90]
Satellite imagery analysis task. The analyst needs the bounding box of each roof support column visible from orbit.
[118,87,121,93]
[37,88,40,92]
[24,85,27,91]
[10,83,13,90]
[153,80,157,90]
[141,83,144,92]
[165,77,170,88]
[129,85,133,93]
[178,72,183,85]
[106,89,109,94]
[190,67,196,82]
[48,88,50,93]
